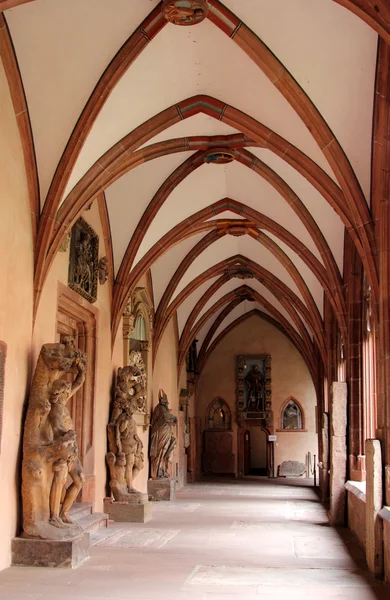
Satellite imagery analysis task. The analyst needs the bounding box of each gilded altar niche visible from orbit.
[236,355,273,428]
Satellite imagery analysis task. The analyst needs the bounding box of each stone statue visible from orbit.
[98,256,109,285]
[149,389,177,479]
[106,356,146,501]
[21,338,87,540]
[74,234,93,295]
[244,364,265,411]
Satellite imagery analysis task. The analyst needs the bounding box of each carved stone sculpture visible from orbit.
[150,390,177,479]
[162,0,209,26]
[106,354,147,502]
[21,338,87,540]
[98,256,109,285]
[244,364,265,411]
[68,217,99,303]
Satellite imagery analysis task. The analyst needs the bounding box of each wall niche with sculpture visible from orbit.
[236,354,272,428]
[203,398,234,475]
[122,287,153,429]
[277,397,306,432]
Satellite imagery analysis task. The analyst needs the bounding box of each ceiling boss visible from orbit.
[162,0,209,26]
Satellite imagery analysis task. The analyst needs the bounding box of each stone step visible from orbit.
[73,512,109,533]
[69,502,93,520]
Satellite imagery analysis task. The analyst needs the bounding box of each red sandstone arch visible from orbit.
[151,198,347,343]
[1,1,387,44]
[0,14,38,243]
[177,285,317,379]
[196,305,315,384]
[152,253,327,368]
[111,154,347,346]
[33,5,378,309]
[197,309,319,393]
[113,143,345,316]
[180,283,316,378]
[177,228,324,357]
[117,210,328,355]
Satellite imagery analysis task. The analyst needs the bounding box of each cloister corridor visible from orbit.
[0,478,389,600]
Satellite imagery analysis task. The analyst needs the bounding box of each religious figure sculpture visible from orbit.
[244,364,265,411]
[21,337,87,540]
[98,256,109,285]
[149,390,177,479]
[162,0,208,26]
[106,353,147,502]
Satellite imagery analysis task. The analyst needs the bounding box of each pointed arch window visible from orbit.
[131,314,147,341]
[207,398,231,430]
[280,398,304,431]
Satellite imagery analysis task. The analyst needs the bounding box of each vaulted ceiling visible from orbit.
[2,0,386,380]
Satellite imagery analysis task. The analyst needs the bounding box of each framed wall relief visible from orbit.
[236,354,272,426]
[68,217,99,303]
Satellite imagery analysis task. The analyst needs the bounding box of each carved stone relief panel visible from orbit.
[68,217,99,303]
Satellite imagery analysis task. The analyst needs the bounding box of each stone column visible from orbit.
[365,439,383,577]
[329,382,347,525]
[320,412,330,502]
[375,39,390,507]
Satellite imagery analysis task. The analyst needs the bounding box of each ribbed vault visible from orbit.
[1,0,384,393]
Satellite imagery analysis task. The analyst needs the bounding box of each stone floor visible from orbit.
[1,477,389,599]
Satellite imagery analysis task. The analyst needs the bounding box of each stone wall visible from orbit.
[0,58,34,569]
[346,483,367,550]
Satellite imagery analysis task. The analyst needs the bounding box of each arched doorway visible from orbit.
[243,427,268,476]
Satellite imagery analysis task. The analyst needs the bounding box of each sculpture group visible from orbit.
[106,351,146,502]
[21,337,179,541]
[21,338,86,540]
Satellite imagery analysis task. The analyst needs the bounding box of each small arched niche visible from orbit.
[207,397,231,430]
[279,397,305,431]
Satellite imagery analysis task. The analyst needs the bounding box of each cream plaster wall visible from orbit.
[196,314,318,476]
[33,201,113,514]
[0,59,34,569]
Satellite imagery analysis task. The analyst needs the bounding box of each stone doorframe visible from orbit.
[56,282,98,503]
[237,423,274,478]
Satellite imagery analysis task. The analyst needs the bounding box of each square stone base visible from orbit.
[148,478,176,501]
[12,533,90,568]
[104,499,152,523]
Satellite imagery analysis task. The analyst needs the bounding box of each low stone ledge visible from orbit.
[345,480,366,502]
[148,478,176,501]
[12,533,90,568]
[104,498,152,523]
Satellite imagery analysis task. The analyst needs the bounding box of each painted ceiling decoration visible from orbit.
[1,0,386,385]
[162,0,209,26]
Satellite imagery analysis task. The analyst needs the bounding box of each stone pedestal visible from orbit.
[12,533,90,568]
[366,439,383,577]
[379,507,390,583]
[104,498,152,523]
[148,478,176,501]
[329,382,347,525]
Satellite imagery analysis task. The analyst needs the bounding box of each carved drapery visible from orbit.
[122,287,154,430]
